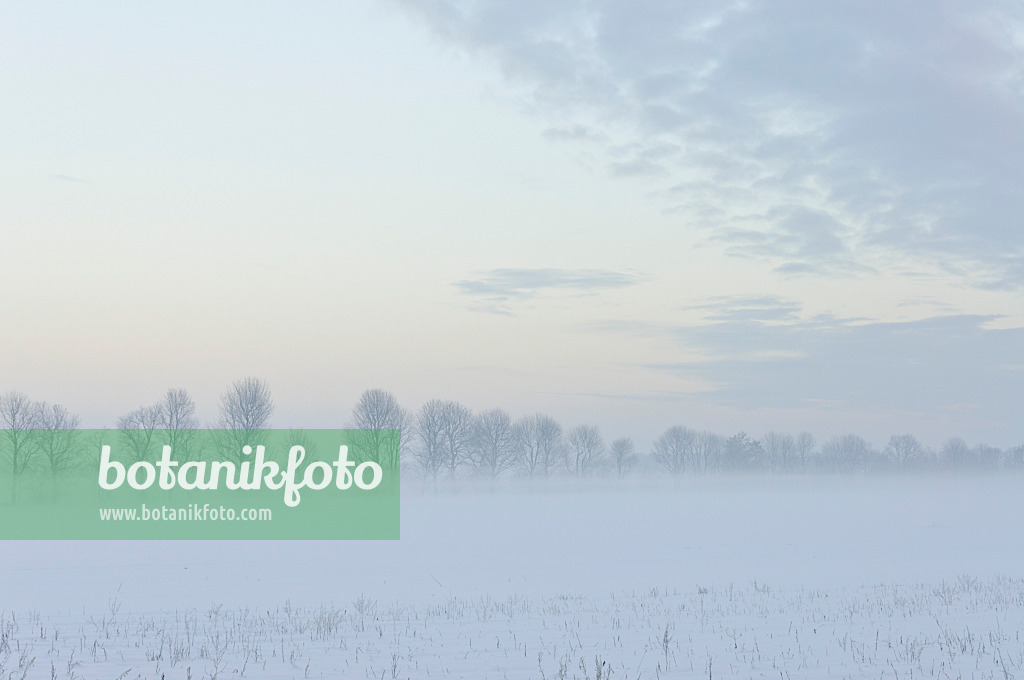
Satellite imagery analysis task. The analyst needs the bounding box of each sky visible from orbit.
[2,0,1022,449]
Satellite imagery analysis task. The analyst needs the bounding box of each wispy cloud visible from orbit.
[400,0,1024,285]
[611,312,1024,422]
[681,295,803,323]
[575,296,1024,442]
[542,124,606,142]
[455,267,645,313]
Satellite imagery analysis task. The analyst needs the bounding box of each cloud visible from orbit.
[399,0,1024,285]
[455,267,644,312]
[542,124,606,142]
[639,313,1024,420]
[682,295,803,323]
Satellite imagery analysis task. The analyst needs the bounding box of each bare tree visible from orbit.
[886,434,922,470]
[610,437,637,478]
[567,424,605,477]
[286,428,322,461]
[352,388,411,436]
[219,377,273,430]
[414,399,446,479]
[513,413,564,478]
[822,434,872,473]
[351,389,411,472]
[0,392,41,502]
[160,388,198,430]
[159,388,200,460]
[117,403,164,463]
[414,399,472,478]
[469,408,517,478]
[217,377,273,461]
[692,431,725,474]
[940,436,972,469]
[973,443,1002,470]
[795,431,815,471]
[760,431,795,473]
[438,400,473,477]
[651,426,694,476]
[35,402,81,499]
[1006,444,1024,470]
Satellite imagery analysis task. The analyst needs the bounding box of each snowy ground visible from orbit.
[2,475,1023,678]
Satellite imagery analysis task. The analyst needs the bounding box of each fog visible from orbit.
[4,475,1021,614]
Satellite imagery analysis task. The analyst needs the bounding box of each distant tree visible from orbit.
[1006,444,1024,470]
[35,402,81,498]
[760,432,795,473]
[439,401,473,477]
[286,428,321,461]
[414,399,447,479]
[415,399,472,478]
[610,437,638,478]
[692,431,725,474]
[795,431,815,471]
[822,434,872,473]
[651,426,694,476]
[217,377,273,462]
[940,437,972,469]
[219,377,273,431]
[513,413,564,478]
[0,392,41,501]
[973,444,1002,471]
[160,388,198,431]
[117,403,164,463]
[886,434,922,470]
[351,388,411,472]
[721,432,762,471]
[566,425,605,477]
[469,408,517,478]
[159,388,200,460]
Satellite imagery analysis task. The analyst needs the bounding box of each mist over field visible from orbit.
[6,475,1024,613]
[5,476,1024,678]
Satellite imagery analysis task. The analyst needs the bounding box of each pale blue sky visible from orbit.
[2,0,1022,448]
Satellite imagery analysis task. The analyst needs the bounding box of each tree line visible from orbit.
[3,382,1023,496]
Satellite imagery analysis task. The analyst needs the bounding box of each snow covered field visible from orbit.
[3,475,1023,678]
